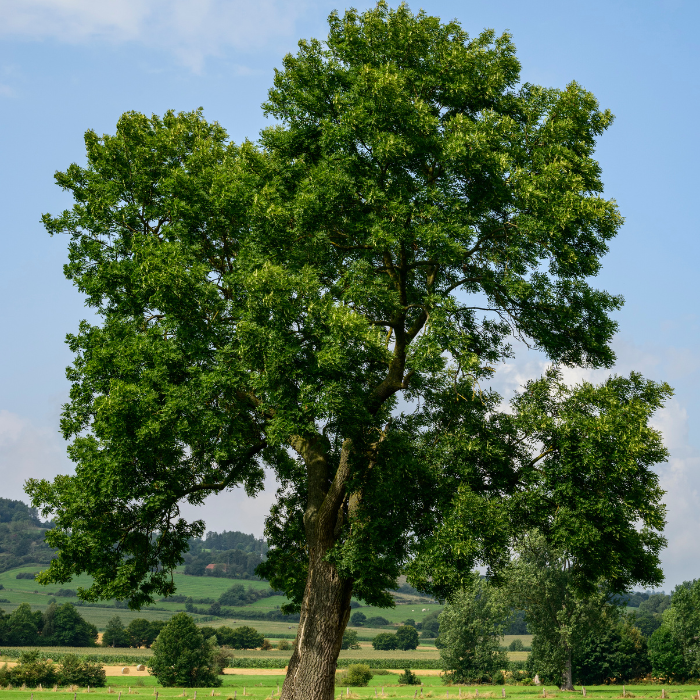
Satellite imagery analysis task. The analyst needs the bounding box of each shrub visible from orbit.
[350,611,366,627]
[15,572,38,580]
[395,626,419,651]
[261,639,273,651]
[277,639,290,651]
[55,588,77,597]
[216,625,264,650]
[149,613,222,687]
[57,655,106,687]
[402,618,416,627]
[0,650,57,686]
[397,668,421,685]
[365,616,389,627]
[372,632,397,651]
[341,629,360,650]
[344,664,373,686]
[509,639,524,651]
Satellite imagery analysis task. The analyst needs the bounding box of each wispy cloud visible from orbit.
[0,0,315,71]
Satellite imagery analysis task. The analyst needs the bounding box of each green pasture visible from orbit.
[0,682,699,700]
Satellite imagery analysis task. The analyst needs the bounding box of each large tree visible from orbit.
[28,4,669,699]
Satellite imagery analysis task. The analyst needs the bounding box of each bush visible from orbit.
[55,588,77,597]
[397,668,421,685]
[395,625,419,651]
[149,613,222,687]
[365,616,389,627]
[402,618,416,627]
[261,639,273,650]
[0,649,57,686]
[350,611,366,627]
[509,639,524,651]
[344,664,373,686]
[277,639,290,651]
[216,625,264,650]
[341,628,361,650]
[57,655,106,687]
[372,632,397,651]
[15,572,38,580]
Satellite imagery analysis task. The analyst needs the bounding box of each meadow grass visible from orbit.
[0,682,699,700]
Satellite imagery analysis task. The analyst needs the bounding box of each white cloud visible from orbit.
[0,0,314,70]
[0,409,73,504]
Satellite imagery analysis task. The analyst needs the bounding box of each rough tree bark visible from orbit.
[281,439,355,700]
[561,645,574,691]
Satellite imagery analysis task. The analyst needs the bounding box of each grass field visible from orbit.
[0,564,445,634]
[0,682,698,700]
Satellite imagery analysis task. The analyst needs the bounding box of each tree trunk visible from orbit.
[561,645,574,691]
[280,543,353,700]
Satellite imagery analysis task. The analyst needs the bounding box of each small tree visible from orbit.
[127,618,157,648]
[5,603,39,646]
[372,632,397,651]
[57,655,106,687]
[509,639,524,652]
[397,668,421,685]
[102,615,129,647]
[439,578,510,684]
[149,613,222,687]
[341,629,360,650]
[365,616,389,627]
[395,625,420,650]
[344,664,373,687]
[349,612,366,627]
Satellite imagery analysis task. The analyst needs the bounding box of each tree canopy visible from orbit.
[27,3,670,699]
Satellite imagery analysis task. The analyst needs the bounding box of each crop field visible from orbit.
[0,682,698,700]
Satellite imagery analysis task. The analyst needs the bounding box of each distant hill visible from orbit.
[0,498,56,573]
[183,531,268,579]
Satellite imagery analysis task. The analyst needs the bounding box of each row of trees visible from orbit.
[437,542,700,686]
[0,603,97,646]
[102,616,167,648]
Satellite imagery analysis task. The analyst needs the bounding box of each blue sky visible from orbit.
[0,0,698,590]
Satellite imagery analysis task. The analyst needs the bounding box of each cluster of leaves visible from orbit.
[371,625,420,651]
[200,624,265,650]
[647,579,700,681]
[336,664,373,687]
[0,649,105,687]
[149,613,222,687]
[101,615,166,648]
[0,602,97,647]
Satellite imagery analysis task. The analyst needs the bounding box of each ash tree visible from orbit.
[27,3,669,699]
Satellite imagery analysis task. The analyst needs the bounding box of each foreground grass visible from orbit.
[1,682,700,700]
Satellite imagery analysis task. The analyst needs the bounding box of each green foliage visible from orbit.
[214,624,264,649]
[573,616,650,684]
[438,578,510,684]
[397,668,421,685]
[149,613,222,687]
[42,602,98,646]
[0,499,55,574]
[102,616,130,648]
[57,654,107,687]
[25,3,672,692]
[343,664,373,687]
[126,618,164,648]
[349,612,366,627]
[365,616,389,627]
[509,639,524,651]
[649,626,688,680]
[394,625,420,650]
[647,580,700,680]
[341,628,361,650]
[371,632,397,651]
[0,649,57,686]
[5,603,40,645]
